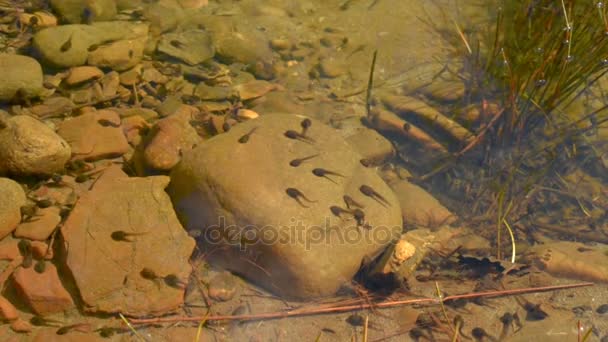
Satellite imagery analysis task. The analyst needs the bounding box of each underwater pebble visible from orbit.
[64,66,104,86]
[0,54,44,102]
[0,295,18,321]
[0,178,26,240]
[0,116,71,176]
[12,263,74,315]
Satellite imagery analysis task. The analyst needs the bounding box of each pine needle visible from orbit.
[119,313,147,342]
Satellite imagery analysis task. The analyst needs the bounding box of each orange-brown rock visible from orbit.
[57,110,129,161]
[0,295,18,321]
[12,264,74,315]
[133,105,202,173]
[388,179,457,227]
[61,171,195,316]
[10,318,32,333]
[14,206,61,241]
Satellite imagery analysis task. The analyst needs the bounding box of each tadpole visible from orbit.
[286,188,316,208]
[111,230,148,242]
[238,127,258,144]
[284,130,315,144]
[289,154,319,167]
[359,184,390,207]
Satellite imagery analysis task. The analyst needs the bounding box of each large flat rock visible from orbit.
[168,114,402,299]
[61,169,195,315]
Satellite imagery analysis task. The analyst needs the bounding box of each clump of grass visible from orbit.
[460,0,608,143]
[440,1,608,259]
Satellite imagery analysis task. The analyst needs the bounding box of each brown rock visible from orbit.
[0,115,71,176]
[318,57,347,78]
[14,206,61,241]
[0,295,19,321]
[122,115,150,146]
[0,178,26,239]
[12,263,74,315]
[168,114,402,299]
[233,80,278,101]
[119,65,142,86]
[61,173,195,315]
[64,66,104,86]
[135,105,202,173]
[99,71,120,99]
[10,318,32,333]
[57,109,129,161]
[389,179,457,227]
[0,236,20,260]
[30,241,53,260]
[27,96,75,118]
[345,128,395,165]
[207,271,238,302]
[87,38,147,71]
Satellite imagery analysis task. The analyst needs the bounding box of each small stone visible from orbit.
[50,0,117,24]
[141,66,169,84]
[193,83,234,101]
[207,271,238,302]
[389,179,457,227]
[134,105,203,173]
[30,241,53,260]
[27,96,75,118]
[0,116,71,176]
[233,80,278,101]
[0,178,26,239]
[0,236,21,260]
[12,263,75,315]
[99,71,120,98]
[10,318,32,333]
[0,54,44,102]
[18,11,58,28]
[119,65,142,86]
[318,57,347,78]
[215,30,276,80]
[0,295,19,321]
[87,37,146,71]
[57,109,129,161]
[269,38,291,51]
[157,30,215,66]
[64,66,104,86]
[14,206,61,241]
[122,115,150,146]
[345,128,395,165]
[236,109,259,120]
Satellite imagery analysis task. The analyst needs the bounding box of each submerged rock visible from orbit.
[0,178,26,240]
[50,0,117,24]
[0,54,44,102]
[12,263,75,315]
[57,109,129,161]
[168,114,402,299]
[526,241,608,284]
[61,169,195,315]
[32,22,148,68]
[157,30,215,65]
[0,115,71,176]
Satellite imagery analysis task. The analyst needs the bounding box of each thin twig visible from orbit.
[127,282,593,325]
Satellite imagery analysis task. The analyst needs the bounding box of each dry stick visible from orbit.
[127,282,593,325]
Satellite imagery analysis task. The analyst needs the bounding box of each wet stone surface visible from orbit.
[168,113,403,299]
